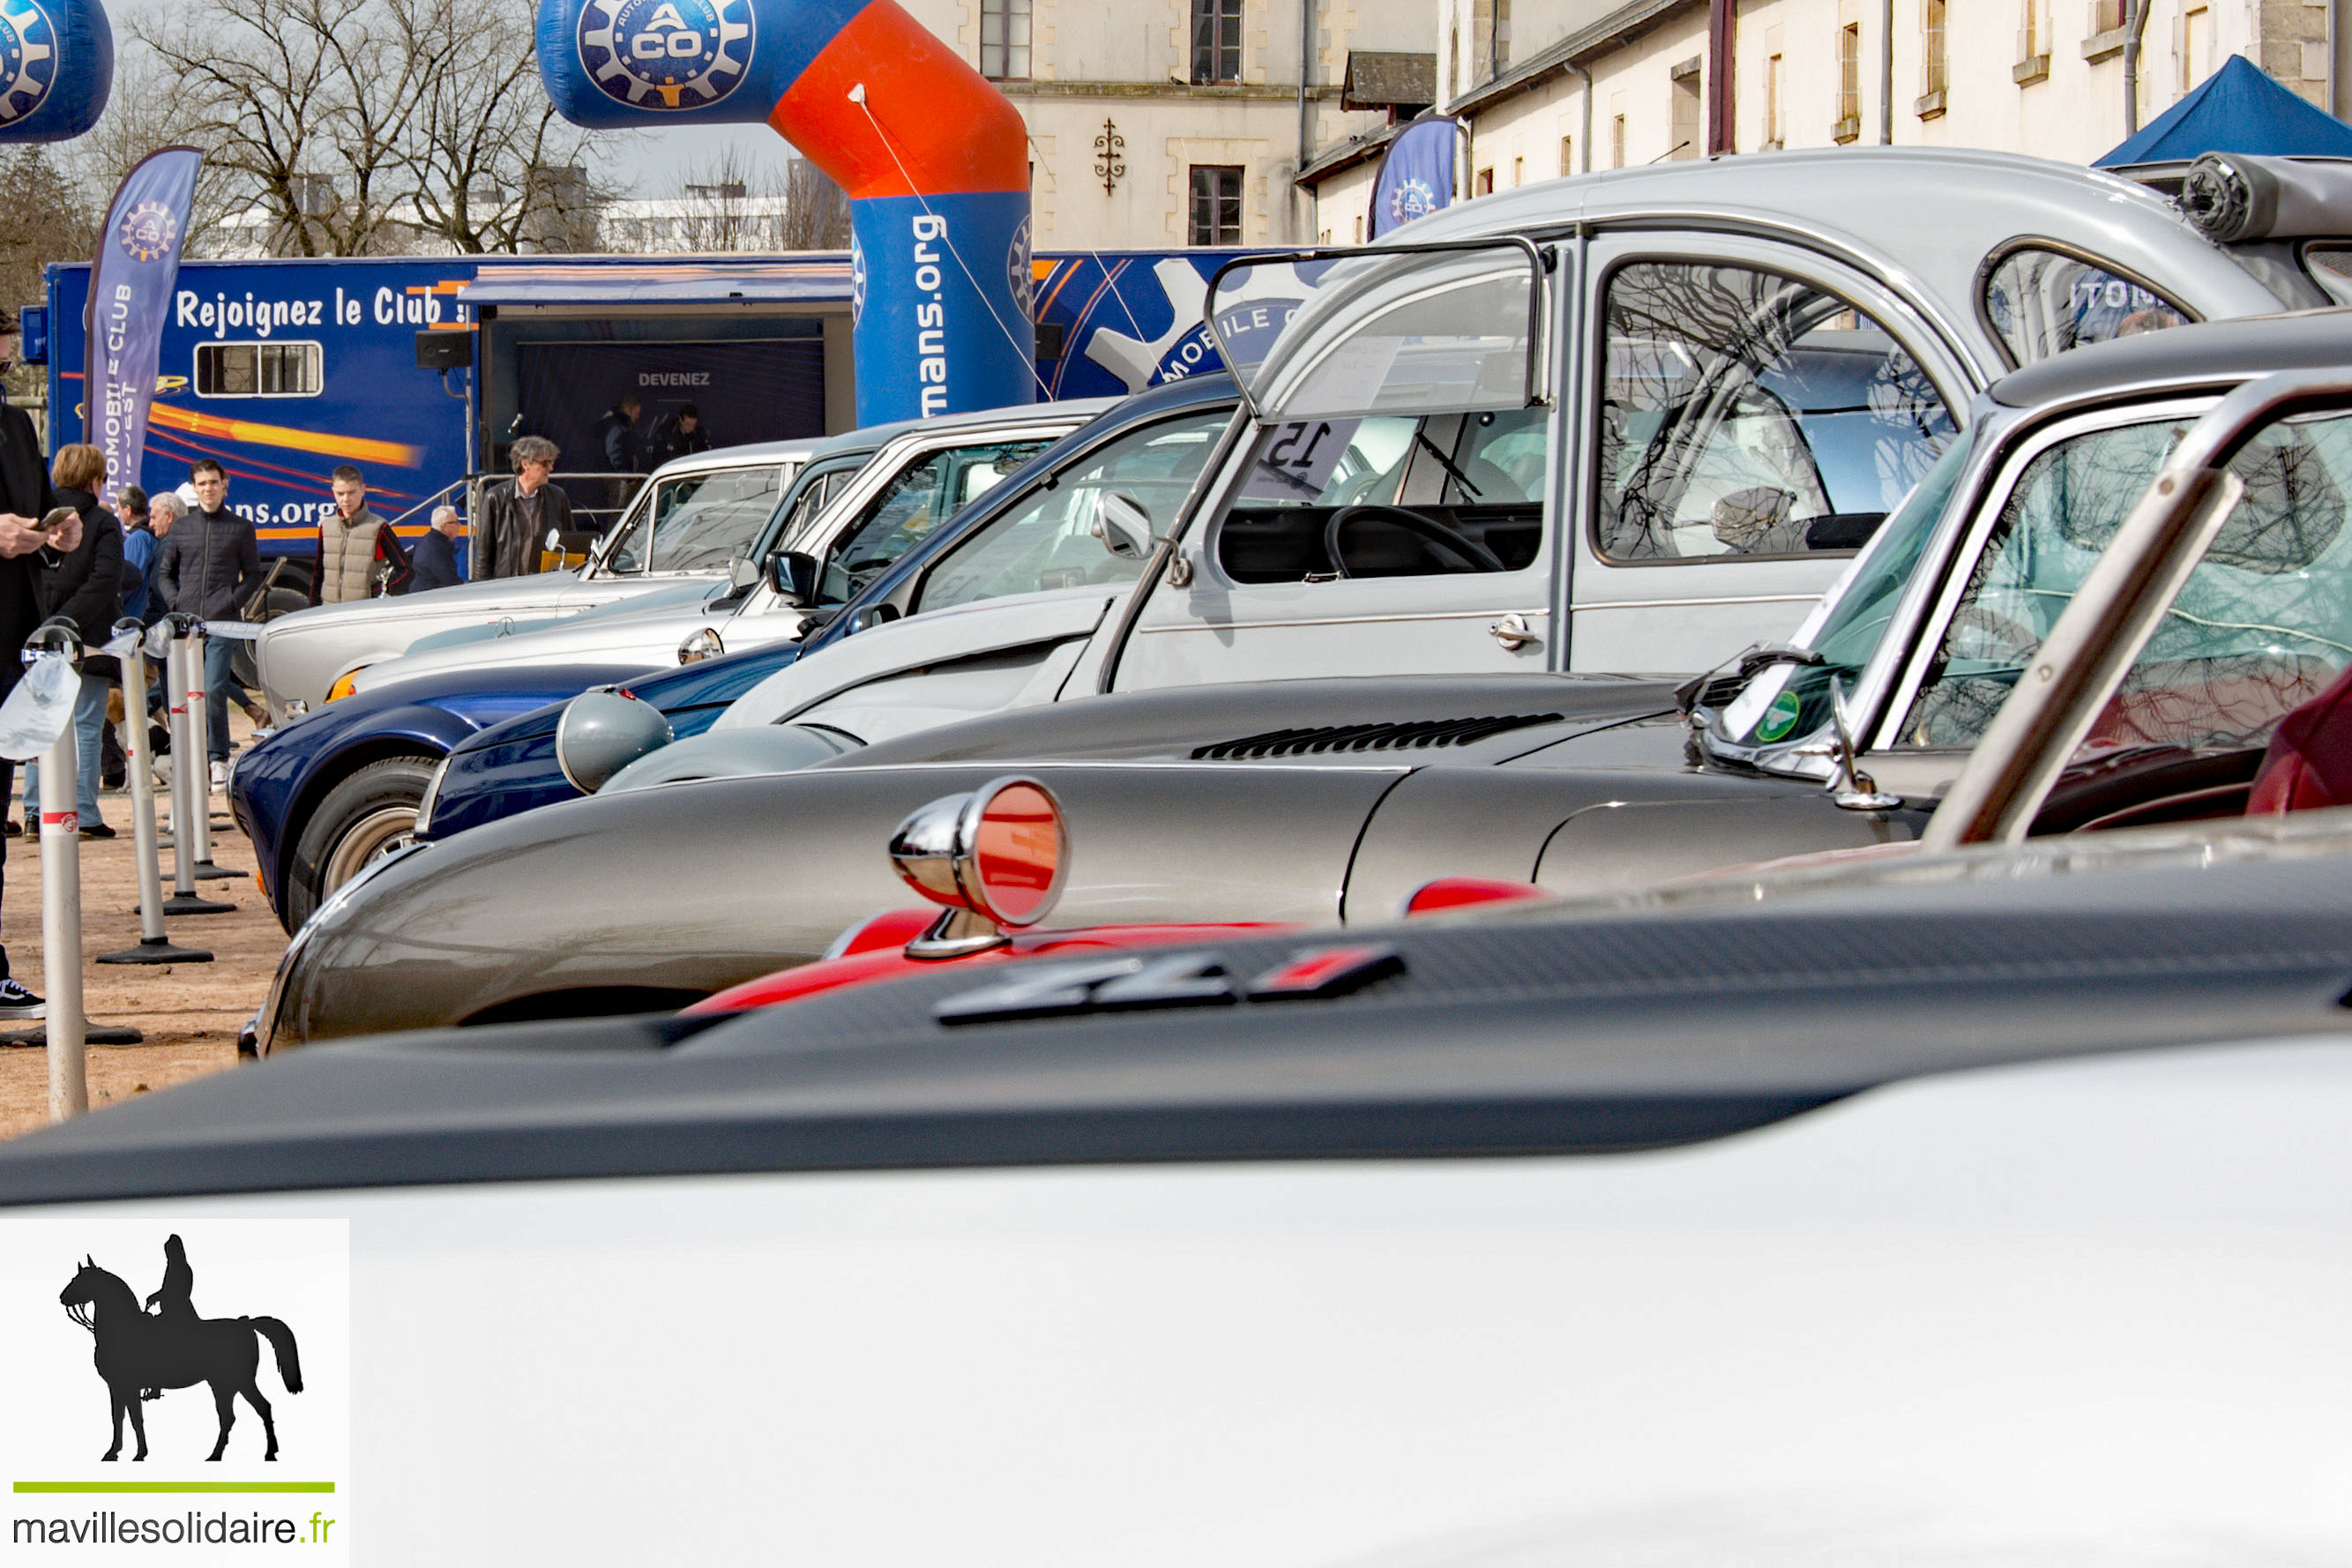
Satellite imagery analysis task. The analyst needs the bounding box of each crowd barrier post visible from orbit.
[20,621,85,1119]
[161,619,232,917]
[99,620,212,965]
[183,623,239,882]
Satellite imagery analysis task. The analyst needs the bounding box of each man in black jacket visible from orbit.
[645,403,713,470]
[153,459,265,789]
[596,393,645,474]
[0,306,82,1016]
[474,437,572,579]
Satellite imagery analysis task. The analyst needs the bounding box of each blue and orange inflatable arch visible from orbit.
[0,0,113,144]
[538,0,1034,424]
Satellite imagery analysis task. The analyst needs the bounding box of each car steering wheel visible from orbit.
[1322,505,1507,579]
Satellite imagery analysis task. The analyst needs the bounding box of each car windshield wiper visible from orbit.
[1414,433,1483,500]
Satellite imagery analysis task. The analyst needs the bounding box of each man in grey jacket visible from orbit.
[474,437,571,579]
[153,459,265,788]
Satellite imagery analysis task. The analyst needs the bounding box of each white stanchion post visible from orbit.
[162,623,232,916]
[187,626,213,864]
[167,633,195,895]
[37,707,83,1118]
[99,623,211,965]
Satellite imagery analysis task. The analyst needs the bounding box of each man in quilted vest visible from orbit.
[310,466,408,604]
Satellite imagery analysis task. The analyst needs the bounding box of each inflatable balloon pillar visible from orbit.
[538,0,1034,426]
[0,0,115,143]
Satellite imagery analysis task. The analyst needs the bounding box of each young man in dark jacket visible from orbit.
[0,304,82,1015]
[153,459,265,790]
[645,404,713,470]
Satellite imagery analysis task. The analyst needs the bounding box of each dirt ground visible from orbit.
[0,713,284,1141]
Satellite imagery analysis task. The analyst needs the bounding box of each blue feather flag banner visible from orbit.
[1368,118,1461,240]
[86,146,203,514]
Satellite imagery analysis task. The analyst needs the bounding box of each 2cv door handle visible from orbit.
[1490,613,1540,651]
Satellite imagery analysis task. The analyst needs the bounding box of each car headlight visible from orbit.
[677,626,724,664]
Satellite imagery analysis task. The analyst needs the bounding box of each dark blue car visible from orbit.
[233,374,1239,930]
[227,661,647,931]
[419,372,1241,847]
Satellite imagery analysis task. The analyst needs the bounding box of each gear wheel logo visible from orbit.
[116,200,179,265]
[579,0,755,112]
[1083,258,1321,393]
[1005,216,1034,318]
[849,237,868,326]
[0,0,59,131]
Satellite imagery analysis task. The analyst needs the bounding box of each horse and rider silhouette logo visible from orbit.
[59,1236,303,1463]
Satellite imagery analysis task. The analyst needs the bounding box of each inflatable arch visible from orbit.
[0,0,114,144]
[537,0,1034,425]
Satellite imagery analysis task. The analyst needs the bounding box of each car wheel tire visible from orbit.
[284,755,437,930]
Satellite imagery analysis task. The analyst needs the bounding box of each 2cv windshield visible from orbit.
[1212,239,1548,424]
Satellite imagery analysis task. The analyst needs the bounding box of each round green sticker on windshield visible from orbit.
[1755,690,1803,743]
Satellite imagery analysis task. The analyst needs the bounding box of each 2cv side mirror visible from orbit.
[1090,491,1156,561]
[555,687,675,795]
[765,549,821,606]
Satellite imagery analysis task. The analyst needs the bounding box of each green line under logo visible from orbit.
[13,1482,335,1493]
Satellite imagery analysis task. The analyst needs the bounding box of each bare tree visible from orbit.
[656,146,778,252]
[126,0,613,258]
[398,0,618,253]
[780,160,853,250]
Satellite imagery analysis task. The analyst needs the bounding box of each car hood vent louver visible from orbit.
[1192,713,1564,761]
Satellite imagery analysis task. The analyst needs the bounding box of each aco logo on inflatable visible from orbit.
[0,0,60,130]
[577,0,755,111]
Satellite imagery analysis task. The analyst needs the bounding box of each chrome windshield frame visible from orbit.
[1206,235,1554,423]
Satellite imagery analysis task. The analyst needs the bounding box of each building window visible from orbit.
[1353,214,1363,243]
[1837,23,1862,136]
[2179,5,2212,93]
[1191,0,1242,84]
[1512,155,1524,185]
[980,0,1031,79]
[1764,52,1786,146]
[1923,0,1948,96]
[1610,114,1627,168]
[195,341,323,399]
[1559,134,1574,175]
[1188,165,1243,244]
[1470,0,1511,82]
[1475,166,1494,194]
[1669,70,1699,160]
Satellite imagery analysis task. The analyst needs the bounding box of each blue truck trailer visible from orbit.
[33,247,1271,591]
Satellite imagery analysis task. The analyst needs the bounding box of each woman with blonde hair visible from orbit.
[21,442,123,839]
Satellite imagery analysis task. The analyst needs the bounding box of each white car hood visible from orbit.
[349,592,810,695]
[716,585,1122,728]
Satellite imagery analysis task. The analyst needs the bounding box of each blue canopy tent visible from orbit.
[2098,54,2352,171]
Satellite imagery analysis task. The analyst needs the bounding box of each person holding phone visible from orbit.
[22,444,124,840]
[0,306,84,1016]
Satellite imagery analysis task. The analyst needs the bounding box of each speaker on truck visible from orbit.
[415,331,474,370]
